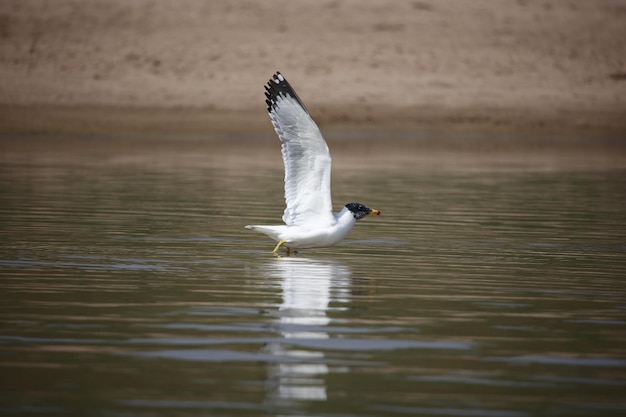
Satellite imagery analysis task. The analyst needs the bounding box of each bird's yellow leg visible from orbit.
[272,240,290,256]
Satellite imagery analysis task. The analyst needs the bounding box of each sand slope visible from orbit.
[1,0,625,135]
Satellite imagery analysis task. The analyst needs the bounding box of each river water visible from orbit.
[1,135,625,417]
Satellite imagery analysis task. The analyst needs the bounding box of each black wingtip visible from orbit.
[264,71,309,114]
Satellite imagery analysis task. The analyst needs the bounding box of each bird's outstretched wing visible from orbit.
[265,72,335,227]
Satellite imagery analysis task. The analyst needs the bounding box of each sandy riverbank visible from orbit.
[1,0,625,137]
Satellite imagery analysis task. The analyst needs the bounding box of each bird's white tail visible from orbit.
[244,225,284,242]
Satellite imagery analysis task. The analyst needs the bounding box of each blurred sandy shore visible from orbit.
[1,0,625,137]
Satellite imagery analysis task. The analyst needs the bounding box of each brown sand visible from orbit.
[1,0,625,137]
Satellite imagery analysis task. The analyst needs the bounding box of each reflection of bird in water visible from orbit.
[260,257,351,403]
[245,72,380,256]
[276,257,352,333]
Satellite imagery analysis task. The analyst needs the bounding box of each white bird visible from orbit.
[245,72,381,255]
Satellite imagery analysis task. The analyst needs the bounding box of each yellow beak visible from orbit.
[369,209,381,216]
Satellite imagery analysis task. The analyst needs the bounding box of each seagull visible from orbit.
[245,71,381,255]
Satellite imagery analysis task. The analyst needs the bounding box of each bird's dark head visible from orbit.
[345,202,381,220]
